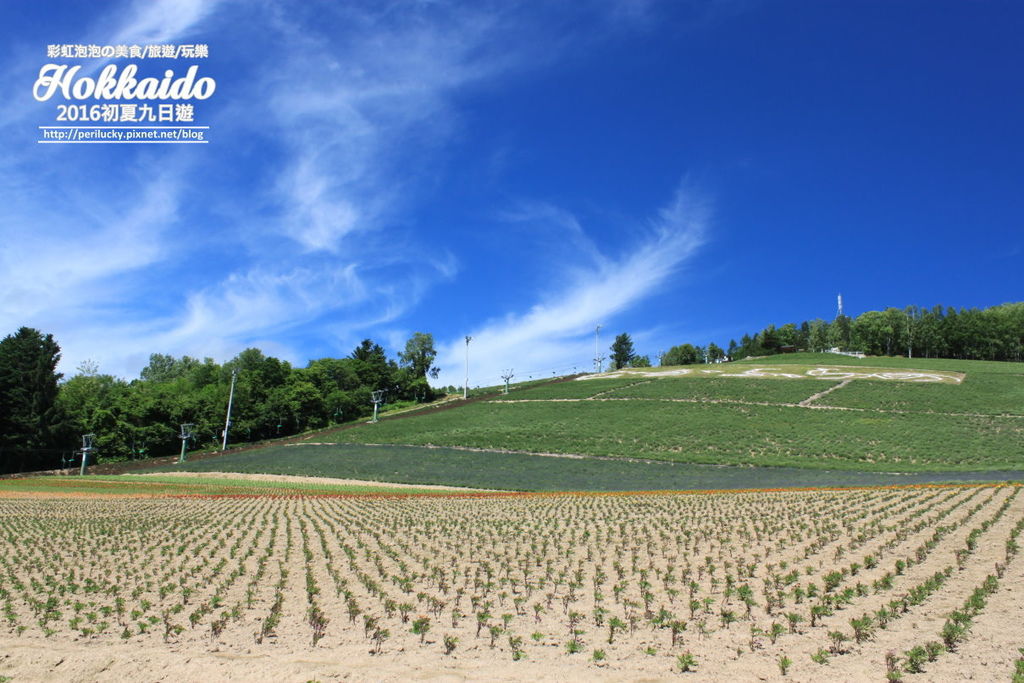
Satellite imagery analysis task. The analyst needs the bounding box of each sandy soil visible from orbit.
[134,470,488,492]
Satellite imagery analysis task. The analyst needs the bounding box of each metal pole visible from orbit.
[179,438,187,464]
[79,434,94,476]
[221,368,238,451]
[464,335,472,399]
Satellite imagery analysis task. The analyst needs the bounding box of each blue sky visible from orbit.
[1,0,1021,388]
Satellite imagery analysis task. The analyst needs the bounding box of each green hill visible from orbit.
[316,353,1023,473]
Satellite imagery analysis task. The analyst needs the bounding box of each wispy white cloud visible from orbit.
[433,184,709,387]
[111,0,225,45]
[2,0,704,382]
[256,3,517,255]
[0,166,182,331]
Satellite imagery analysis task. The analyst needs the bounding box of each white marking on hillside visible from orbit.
[577,365,962,384]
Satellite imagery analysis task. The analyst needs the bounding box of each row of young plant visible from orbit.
[0,497,282,640]
[699,486,1012,674]
[1,486,1020,678]
[797,486,1019,673]
[0,487,973,650]
[893,509,1024,679]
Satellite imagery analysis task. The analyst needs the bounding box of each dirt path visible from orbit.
[799,379,852,407]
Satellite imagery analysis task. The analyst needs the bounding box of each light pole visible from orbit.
[464,335,472,399]
[221,368,237,451]
[594,325,604,373]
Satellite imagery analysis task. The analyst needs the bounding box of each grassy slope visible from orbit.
[317,353,1023,472]
[152,444,1023,491]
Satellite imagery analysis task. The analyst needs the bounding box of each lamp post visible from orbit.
[463,335,472,399]
[221,368,237,451]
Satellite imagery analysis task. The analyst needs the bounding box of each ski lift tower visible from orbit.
[500,369,515,394]
[79,433,95,476]
[370,390,385,423]
[178,423,195,464]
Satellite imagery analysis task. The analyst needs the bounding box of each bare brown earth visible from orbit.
[1,485,1022,681]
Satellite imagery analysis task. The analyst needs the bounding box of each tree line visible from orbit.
[661,302,1024,365]
[0,329,441,474]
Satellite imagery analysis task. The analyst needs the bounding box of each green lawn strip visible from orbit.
[489,377,642,401]
[600,376,840,403]
[326,400,1023,472]
[0,474,453,496]
[141,443,1024,492]
[816,372,1024,415]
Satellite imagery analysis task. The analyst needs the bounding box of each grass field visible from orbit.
[309,353,1023,473]
[151,443,1024,491]
[322,400,1022,472]
[814,373,1024,415]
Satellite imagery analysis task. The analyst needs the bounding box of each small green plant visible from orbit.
[828,630,849,654]
[566,639,583,654]
[903,646,927,673]
[509,635,526,661]
[677,652,697,673]
[941,620,967,652]
[885,651,902,682]
[443,633,458,655]
[778,655,792,676]
[608,616,626,644]
[591,648,606,663]
[411,616,431,644]
[371,627,389,654]
[810,648,829,665]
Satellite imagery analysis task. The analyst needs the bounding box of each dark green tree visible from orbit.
[0,327,65,452]
[706,343,725,362]
[661,343,700,366]
[610,333,635,370]
[399,332,439,379]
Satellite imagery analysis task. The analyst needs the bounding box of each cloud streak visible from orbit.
[434,185,708,387]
